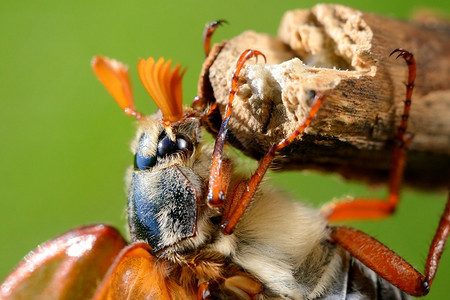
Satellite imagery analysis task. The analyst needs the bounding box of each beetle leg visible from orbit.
[223,180,247,224]
[210,158,233,210]
[203,20,228,57]
[330,192,450,296]
[193,20,228,124]
[207,49,266,208]
[326,49,416,221]
[221,92,325,234]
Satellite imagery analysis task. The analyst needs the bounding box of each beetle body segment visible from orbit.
[129,166,199,252]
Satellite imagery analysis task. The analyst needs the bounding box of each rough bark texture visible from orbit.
[198,4,450,189]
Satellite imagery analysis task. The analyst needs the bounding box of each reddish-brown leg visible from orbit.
[192,20,226,120]
[206,48,325,233]
[207,49,266,208]
[331,192,450,296]
[203,20,227,57]
[221,92,325,234]
[327,49,416,221]
[222,181,247,225]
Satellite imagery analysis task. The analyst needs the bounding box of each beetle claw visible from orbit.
[390,48,414,62]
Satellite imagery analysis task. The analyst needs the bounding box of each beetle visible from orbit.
[1,21,449,299]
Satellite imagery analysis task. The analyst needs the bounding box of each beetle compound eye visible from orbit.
[134,153,157,170]
[176,135,193,153]
[156,134,194,159]
[134,133,157,170]
[157,135,177,157]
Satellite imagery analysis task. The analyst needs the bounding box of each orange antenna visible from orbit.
[91,56,142,119]
[138,57,185,124]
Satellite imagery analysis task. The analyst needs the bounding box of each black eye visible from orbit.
[134,133,157,171]
[134,153,157,170]
[156,134,194,159]
[157,135,177,157]
[176,135,193,153]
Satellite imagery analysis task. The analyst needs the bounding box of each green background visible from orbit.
[0,0,449,298]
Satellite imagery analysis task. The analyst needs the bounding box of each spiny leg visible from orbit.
[192,20,227,121]
[221,92,326,234]
[330,192,450,296]
[203,20,227,57]
[326,49,416,221]
[207,49,266,207]
[222,181,246,225]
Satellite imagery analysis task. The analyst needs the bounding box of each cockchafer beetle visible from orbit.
[1,21,449,300]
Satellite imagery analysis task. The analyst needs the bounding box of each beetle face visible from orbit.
[91,56,221,257]
[127,113,213,253]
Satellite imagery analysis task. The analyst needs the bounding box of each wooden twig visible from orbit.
[198,4,450,189]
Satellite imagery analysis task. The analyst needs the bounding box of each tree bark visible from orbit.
[197,4,450,190]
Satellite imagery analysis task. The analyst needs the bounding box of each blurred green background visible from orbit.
[0,0,449,298]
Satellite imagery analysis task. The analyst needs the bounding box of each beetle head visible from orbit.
[92,56,219,254]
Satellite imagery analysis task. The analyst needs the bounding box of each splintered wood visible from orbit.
[198,4,450,189]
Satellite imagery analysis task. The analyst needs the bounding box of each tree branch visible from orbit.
[198,4,450,189]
